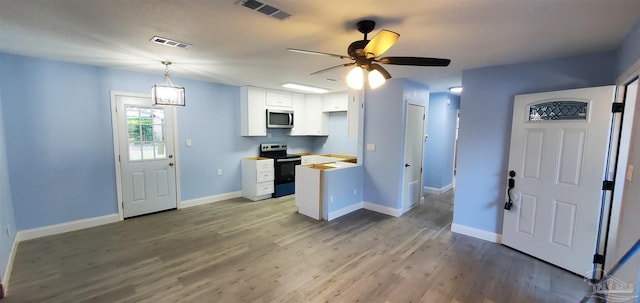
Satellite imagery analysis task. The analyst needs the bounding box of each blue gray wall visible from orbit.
[0,53,319,230]
[315,112,358,155]
[362,79,429,210]
[0,91,17,281]
[453,51,617,234]
[423,92,460,190]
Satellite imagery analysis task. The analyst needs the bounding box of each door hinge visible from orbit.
[118,155,121,162]
[612,103,624,113]
[602,180,615,190]
[423,114,425,120]
[593,253,605,265]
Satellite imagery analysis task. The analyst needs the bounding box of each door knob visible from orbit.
[169,162,174,166]
[504,170,516,210]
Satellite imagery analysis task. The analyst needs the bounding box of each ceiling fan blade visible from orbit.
[368,63,392,79]
[310,62,355,75]
[363,30,399,59]
[287,48,351,60]
[377,56,451,66]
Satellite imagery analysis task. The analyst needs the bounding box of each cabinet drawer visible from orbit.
[256,159,274,172]
[257,170,274,182]
[256,182,274,196]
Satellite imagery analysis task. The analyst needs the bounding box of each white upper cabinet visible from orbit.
[306,95,329,136]
[290,93,307,136]
[266,89,293,108]
[322,92,348,112]
[240,86,267,136]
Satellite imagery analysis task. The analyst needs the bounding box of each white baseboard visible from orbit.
[363,202,402,217]
[16,214,120,242]
[3,235,18,295]
[180,191,241,209]
[451,223,502,243]
[327,202,363,221]
[424,183,454,195]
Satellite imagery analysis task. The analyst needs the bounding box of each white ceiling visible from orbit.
[1,0,639,93]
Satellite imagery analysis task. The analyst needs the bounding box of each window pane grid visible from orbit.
[125,105,167,161]
[529,101,588,121]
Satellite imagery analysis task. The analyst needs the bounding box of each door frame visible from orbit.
[401,103,426,214]
[604,58,640,271]
[110,91,182,221]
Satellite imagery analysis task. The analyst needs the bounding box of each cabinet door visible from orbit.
[322,92,348,112]
[266,89,293,108]
[290,93,307,136]
[306,95,328,136]
[241,86,267,136]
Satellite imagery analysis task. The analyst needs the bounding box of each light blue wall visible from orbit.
[0,52,317,230]
[0,91,17,281]
[454,51,617,234]
[315,112,358,155]
[322,166,363,219]
[423,93,460,190]
[617,18,640,77]
[362,79,429,210]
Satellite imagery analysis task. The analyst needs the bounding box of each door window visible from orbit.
[126,105,167,161]
[528,101,588,121]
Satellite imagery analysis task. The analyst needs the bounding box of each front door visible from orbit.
[403,104,426,213]
[502,86,615,276]
[114,93,177,218]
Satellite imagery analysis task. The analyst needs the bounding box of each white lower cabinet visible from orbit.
[241,157,274,201]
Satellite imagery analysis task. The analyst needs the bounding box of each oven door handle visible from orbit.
[276,158,302,163]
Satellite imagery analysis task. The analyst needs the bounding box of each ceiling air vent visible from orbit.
[238,0,291,20]
[150,36,192,49]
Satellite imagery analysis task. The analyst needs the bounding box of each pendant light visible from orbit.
[151,61,185,106]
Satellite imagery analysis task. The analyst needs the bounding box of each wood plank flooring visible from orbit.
[4,191,593,302]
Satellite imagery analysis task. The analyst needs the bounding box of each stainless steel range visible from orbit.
[259,143,301,197]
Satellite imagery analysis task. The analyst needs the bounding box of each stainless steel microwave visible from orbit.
[266,109,294,128]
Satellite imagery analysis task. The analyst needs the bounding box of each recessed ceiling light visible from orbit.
[282,83,329,94]
[449,86,463,94]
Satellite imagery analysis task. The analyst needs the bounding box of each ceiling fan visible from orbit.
[287,20,451,89]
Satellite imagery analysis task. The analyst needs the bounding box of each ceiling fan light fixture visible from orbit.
[368,69,386,89]
[151,61,185,106]
[346,66,364,90]
[282,83,329,94]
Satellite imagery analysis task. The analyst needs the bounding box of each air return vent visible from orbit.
[237,0,291,20]
[150,36,192,49]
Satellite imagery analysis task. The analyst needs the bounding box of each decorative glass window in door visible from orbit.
[528,101,588,121]
[126,105,166,161]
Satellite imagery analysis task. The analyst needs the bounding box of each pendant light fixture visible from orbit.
[151,61,185,106]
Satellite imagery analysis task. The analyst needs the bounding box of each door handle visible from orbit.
[504,170,516,210]
[169,162,174,167]
[405,163,411,167]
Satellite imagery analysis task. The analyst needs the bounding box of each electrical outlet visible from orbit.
[186,139,192,147]
[329,195,334,203]
[353,189,357,196]
[626,164,634,182]
[217,168,222,176]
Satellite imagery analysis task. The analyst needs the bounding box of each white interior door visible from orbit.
[115,94,177,218]
[403,104,425,213]
[502,86,615,276]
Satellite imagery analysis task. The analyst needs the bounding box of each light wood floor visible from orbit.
[5,191,592,303]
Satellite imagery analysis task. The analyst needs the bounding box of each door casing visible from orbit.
[110,91,182,220]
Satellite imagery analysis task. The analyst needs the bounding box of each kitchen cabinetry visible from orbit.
[290,93,307,136]
[241,157,274,201]
[240,86,267,136]
[322,92,348,112]
[306,95,329,136]
[266,89,293,108]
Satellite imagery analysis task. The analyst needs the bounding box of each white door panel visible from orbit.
[503,86,615,276]
[403,104,425,213]
[116,95,177,218]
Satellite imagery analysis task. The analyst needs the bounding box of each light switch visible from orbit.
[186,139,192,147]
[217,168,222,176]
[367,144,375,151]
[626,164,634,182]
